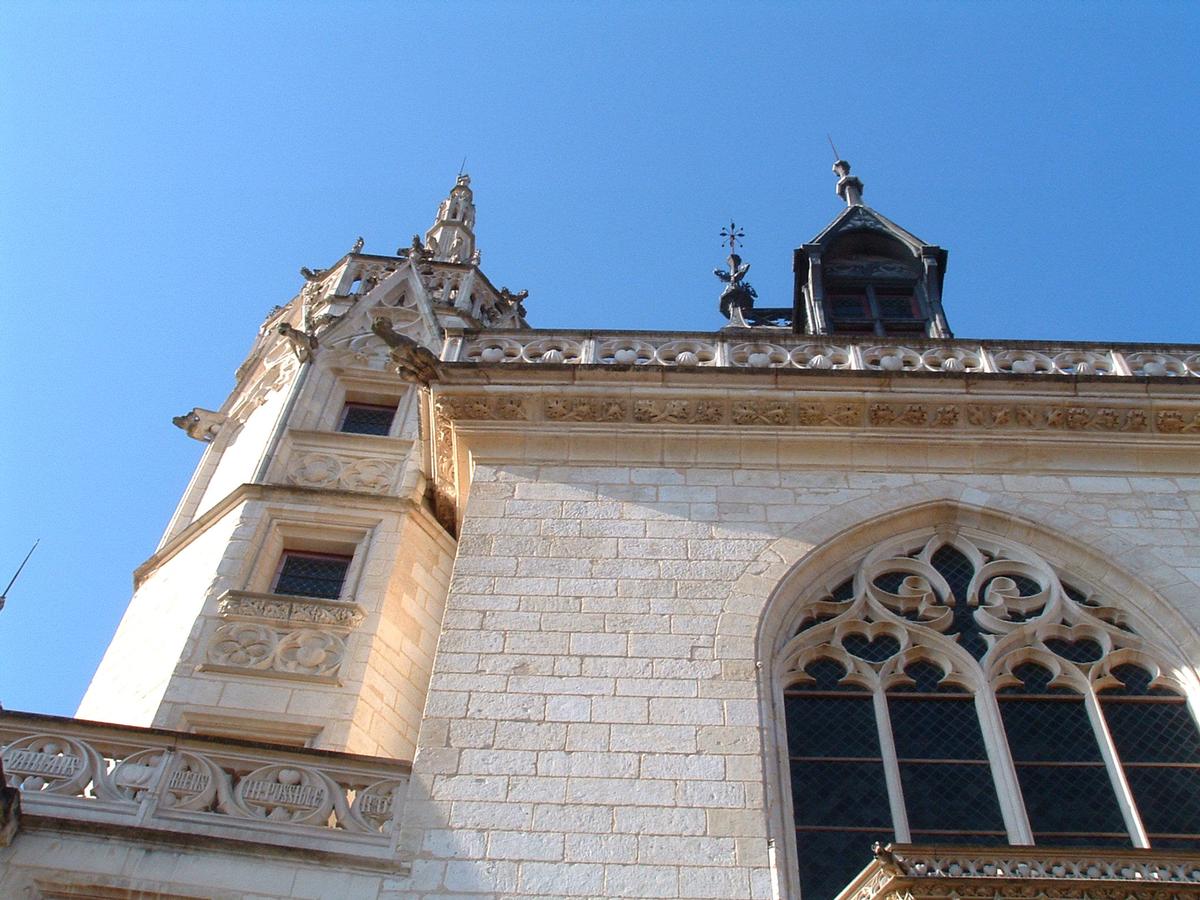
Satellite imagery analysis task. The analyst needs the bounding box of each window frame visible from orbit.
[769,525,1200,899]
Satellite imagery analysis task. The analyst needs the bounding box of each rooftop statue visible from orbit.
[714,221,757,320]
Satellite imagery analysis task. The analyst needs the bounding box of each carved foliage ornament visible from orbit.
[430,392,1195,434]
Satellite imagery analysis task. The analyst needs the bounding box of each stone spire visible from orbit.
[833,159,864,207]
[424,174,477,264]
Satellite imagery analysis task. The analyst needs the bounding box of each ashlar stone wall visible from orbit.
[400,459,1200,899]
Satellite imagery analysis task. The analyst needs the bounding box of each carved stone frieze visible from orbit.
[1157,409,1200,433]
[732,399,790,426]
[286,451,400,495]
[426,391,1199,437]
[546,397,627,422]
[217,592,363,629]
[633,398,724,424]
[435,395,527,421]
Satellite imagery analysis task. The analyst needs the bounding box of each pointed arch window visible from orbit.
[777,529,1200,898]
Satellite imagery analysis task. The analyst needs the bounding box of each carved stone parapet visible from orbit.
[444,329,1200,380]
[838,842,1200,900]
[286,450,402,494]
[202,591,365,682]
[0,712,409,867]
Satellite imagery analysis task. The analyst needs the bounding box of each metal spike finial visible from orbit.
[458,156,468,177]
[0,539,39,612]
[719,221,745,253]
[827,133,841,162]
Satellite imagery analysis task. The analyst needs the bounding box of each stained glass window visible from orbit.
[780,528,1200,898]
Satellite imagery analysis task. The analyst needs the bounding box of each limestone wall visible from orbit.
[399,458,1200,898]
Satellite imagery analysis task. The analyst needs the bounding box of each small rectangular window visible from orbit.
[339,403,396,436]
[875,289,919,320]
[272,551,351,599]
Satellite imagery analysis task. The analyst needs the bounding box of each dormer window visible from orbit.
[827,283,925,336]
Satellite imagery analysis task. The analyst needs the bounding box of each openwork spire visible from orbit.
[424,174,477,264]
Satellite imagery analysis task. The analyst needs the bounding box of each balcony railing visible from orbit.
[445,330,1200,378]
[837,842,1200,900]
[0,711,410,870]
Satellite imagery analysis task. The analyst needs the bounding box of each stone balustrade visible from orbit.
[447,330,1200,377]
[838,842,1200,900]
[0,711,410,869]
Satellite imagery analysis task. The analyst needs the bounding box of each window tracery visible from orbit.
[777,527,1200,899]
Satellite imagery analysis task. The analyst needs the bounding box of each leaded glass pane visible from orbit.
[785,695,879,759]
[890,696,987,760]
[1014,763,1129,838]
[790,760,892,828]
[339,402,396,435]
[900,762,1004,831]
[274,553,350,599]
[795,829,885,900]
[1102,700,1200,763]
[1001,698,1102,762]
[1124,767,1200,838]
[929,545,989,659]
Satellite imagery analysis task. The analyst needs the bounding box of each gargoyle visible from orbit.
[172,407,226,442]
[277,321,318,362]
[299,266,326,281]
[399,234,427,260]
[371,318,441,385]
[498,287,529,318]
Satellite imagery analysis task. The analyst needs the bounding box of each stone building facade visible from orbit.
[3,169,1200,899]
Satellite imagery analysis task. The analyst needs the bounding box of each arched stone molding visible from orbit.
[731,488,1200,900]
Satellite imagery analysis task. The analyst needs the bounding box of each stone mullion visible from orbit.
[873,685,910,843]
[1084,685,1150,848]
[975,684,1034,844]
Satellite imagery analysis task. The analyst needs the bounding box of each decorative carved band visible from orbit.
[843,843,1200,900]
[432,392,1200,436]
[217,591,364,629]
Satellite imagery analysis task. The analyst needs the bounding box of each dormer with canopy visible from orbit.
[793,161,952,338]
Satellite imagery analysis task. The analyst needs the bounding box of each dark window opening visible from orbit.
[272,551,351,600]
[339,402,397,436]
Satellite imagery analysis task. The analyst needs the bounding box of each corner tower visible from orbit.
[793,160,952,337]
[75,176,527,759]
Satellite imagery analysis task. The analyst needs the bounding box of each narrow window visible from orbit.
[787,658,892,899]
[1099,664,1200,848]
[339,402,396,436]
[998,662,1130,846]
[272,551,351,600]
[888,661,1006,845]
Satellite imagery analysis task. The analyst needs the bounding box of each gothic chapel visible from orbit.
[3,164,1200,900]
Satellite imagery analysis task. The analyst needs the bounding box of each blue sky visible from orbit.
[1,1,1197,716]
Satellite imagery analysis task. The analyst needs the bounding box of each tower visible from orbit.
[76,176,524,759]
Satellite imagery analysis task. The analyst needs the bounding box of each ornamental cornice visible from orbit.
[429,389,1200,436]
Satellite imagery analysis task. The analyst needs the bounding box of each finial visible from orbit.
[719,220,745,253]
[714,222,757,321]
[832,158,864,207]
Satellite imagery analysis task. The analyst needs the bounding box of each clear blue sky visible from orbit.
[1,1,1197,716]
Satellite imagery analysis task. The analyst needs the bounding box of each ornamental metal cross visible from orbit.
[720,221,745,253]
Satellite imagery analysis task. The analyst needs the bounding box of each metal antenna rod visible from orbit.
[827,134,841,161]
[0,539,39,611]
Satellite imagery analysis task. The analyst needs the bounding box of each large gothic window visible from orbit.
[778,529,1200,899]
